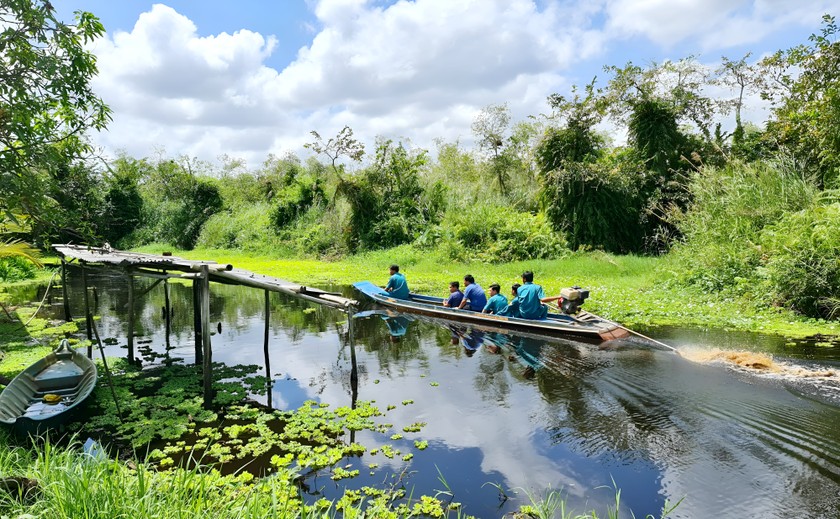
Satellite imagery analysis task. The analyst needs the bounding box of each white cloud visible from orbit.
[86,0,596,165]
[83,0,831,167]
[604,0,835,50]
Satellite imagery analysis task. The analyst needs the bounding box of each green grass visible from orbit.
[131,244,840,339]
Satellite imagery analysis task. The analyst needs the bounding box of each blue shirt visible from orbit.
[483,294,508,314]
[385,272,410,299]
[516,282,546,319]
[445,290,464,307]
[462,283,487,312]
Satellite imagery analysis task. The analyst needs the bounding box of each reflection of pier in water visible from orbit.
[53,244,358,408]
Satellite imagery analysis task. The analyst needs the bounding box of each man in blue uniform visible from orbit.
[482,283,508,314]
[385,264,410,299]
[516,271,547,320]
[458,274,487,312]
[443,281,464,308]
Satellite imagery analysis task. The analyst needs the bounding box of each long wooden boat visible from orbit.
[353,281,629,343]
[0,340,98,436]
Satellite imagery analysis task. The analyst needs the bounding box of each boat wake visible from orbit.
[680,347,837,378]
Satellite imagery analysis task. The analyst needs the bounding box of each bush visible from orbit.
[541,158,644,254]
[429,205,567,263]
[196,202,279,252]
[0,256,37,282]
[669,160,817,292]
[760,195,840,318]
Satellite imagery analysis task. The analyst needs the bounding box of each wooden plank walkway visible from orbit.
[53,244,358,310]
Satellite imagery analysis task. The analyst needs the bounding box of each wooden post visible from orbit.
[81,263,93,358]
[348,310,358,444]
[264,289,272,409]
[192,278,202,365]
[127,271,135,363]
[60,259,72,322]
[163,276,171,349]
[201,265,212,408]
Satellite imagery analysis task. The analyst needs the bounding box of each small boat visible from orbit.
[353,281,630,343]
[0,340,98,435]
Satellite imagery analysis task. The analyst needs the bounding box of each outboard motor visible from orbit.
[559,286,589,315]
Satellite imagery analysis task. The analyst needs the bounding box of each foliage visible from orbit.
[540,153,644,254]
[760,195,840,318]
[130,159,223,249]
[338,140,437,251]
[428,205,566,263]
[759,15,840,189]
[100,156,145,245]
[0,1,110,231]
[0,255,37,281]
[197,202,278,252]
[669,160,817,298]
[304,125,365,180]
[270,173,325,229]
[472,103,514,195]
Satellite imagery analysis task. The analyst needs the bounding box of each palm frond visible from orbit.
[0,240,43,267]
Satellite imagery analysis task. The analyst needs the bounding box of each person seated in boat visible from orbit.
[384,264,410,299]
[482,283,508,314]
[498,283,521,317]
[457,274,487,312]
[443,281,464,308]
[515,271,548,320]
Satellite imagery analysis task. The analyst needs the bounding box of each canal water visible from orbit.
[18,268,840,518]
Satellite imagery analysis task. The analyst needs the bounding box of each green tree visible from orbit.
[304,125,364,182]
[338,139,431,250]
[472,103,512,195]
[759,15,840,188]
[0,0,111,228]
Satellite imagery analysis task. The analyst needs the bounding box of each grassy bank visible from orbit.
[133,244,840,339]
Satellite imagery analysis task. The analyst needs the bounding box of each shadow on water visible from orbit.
[14,266,840,518]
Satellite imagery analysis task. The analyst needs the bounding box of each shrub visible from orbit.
[669,160,817,292]
[541,158,644,254]
[430,205,567,263]
[760,195,840,319]
[196,202,279,252]
[0,256,37,281]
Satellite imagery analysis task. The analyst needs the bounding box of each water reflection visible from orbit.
[40,267,840,518]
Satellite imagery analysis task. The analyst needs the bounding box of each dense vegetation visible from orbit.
[2,0,839,326]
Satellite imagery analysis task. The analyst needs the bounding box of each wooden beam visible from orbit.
[193,278,202,365]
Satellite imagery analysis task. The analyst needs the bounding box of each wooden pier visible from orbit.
[53,244,358,407]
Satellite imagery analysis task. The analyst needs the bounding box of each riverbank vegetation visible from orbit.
[4,11,839,331]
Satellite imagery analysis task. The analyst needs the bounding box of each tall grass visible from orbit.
[0,436,681,519]
[668,160,817,293]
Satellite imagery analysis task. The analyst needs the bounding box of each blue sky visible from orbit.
[53,0,836,167]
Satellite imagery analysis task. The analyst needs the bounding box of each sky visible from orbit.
[53,0,837,168]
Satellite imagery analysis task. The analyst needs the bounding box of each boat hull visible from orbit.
[353,281,628,343]
[0,340,98,436]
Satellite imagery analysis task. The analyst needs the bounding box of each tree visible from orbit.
[304,126,364,181]
[0,0,111,229]
[759,15,840,188]
[714,53,759,148]
[472,104,512,195]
